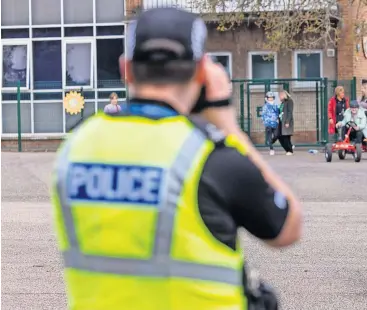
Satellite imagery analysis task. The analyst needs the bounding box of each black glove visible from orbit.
[191,86,231,114]
[244,267,279,310]
[247,282,279,310]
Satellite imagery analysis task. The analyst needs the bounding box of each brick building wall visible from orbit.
[337,0,367,94]
[205,26,337,144]
[205,25,338,80]
[1,138,62,152]
[354,2,367,95]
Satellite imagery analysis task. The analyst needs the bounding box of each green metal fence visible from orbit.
[1,80,127,151]
[232,78,356,147]
[2,78,356,151]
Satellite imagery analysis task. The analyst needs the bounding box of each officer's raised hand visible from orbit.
[196,56,239,134]
[204,55,232,102]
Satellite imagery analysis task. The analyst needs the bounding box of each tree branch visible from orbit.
[189,0,366,52]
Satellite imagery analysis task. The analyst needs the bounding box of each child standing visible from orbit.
[104,92,122,114]
[261,91,280,155]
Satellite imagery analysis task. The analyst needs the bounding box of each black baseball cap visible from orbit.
[126,8,207,63]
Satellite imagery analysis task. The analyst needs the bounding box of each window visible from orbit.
[1,0,29,26]
[208,52,232,78]
[142,0,191,11]
[63,0,93,24]
[1,29,29,39]
[1,40,30,89]
[248,52,277,80]
[63,40,93,89]
[65,102,96,132]
[2,92,31,101]
[96,0,125,23]
[32,28,61,38]
[34,92,63,100]
[64,27,94,37]
[2,103,32,134]
[33,41,62,89]
[97,39,125,88]
[96,26,125,36]
[32,0,61,25]
[33,102,64,133]
[294,51,322,79]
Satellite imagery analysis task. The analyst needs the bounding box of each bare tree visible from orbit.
[354,0,367,42]
[188,0,367,52]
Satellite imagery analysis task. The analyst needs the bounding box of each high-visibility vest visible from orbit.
[51,112,246,310]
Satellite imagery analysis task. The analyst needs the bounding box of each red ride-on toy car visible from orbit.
[325,121,366,162]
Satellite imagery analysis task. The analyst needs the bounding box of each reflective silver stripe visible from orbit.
[56,136,79,248]
[56,129,241,286]
[153,129,204,257]
[63,250,239,285]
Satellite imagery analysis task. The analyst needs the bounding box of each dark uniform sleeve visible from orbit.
[199,146,289,240]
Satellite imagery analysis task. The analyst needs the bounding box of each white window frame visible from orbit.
[26,100,63,135]
[248,51,278,80]
[95,35,124,40]
[95,22,126,27]
[248,51,277,90]
[207,52,233,79]
[62,38,94,90]
[94,36,126,93]
[1,101,33,136]
[293,50,323,88]
[1,0,130,138]
[1,39,31,91]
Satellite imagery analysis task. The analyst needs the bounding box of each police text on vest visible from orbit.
[67,163,163,205]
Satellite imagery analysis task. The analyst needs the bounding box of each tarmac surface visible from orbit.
[1,150,367,310]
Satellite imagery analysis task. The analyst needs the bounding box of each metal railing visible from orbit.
[2,77,356,151]
[231,77,356,147]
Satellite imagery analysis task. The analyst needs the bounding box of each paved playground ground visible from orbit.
[1,151,367,310]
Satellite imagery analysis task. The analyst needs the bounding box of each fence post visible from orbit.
[315,81,320,143]
[16,81,22,152]
[323,77,329,143]
[351,76,357,100]
[239,82,245,131]
[283,82,290,92]
[245,83,252,134]
[265,81,270,92]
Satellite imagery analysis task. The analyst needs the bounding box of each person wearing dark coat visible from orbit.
[278,91,294,155]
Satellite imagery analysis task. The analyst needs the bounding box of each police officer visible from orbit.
[51,7,302,310]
